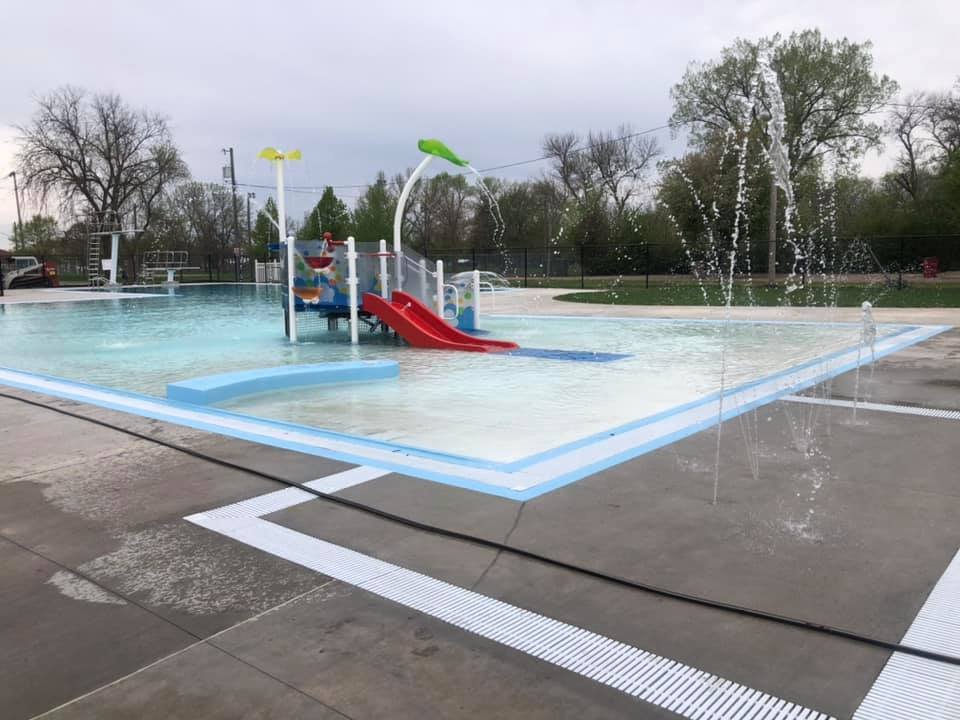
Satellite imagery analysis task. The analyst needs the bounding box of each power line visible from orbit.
[225,96,956,197]
[229,121,680,196]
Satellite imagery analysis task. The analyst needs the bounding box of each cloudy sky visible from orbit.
[1,0,957,248]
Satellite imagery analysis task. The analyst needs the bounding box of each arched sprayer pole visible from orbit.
[392,154,434,296]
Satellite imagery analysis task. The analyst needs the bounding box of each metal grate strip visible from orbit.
[853,549,960,719]
[784,395,960,421]
[186,467,389,522]
[189,511,833,720]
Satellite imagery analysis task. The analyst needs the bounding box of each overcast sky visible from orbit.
[1,0,957,249]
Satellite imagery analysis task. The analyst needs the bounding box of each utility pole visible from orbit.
[7,171,23,249]
[246,192,255,247]
[222,148,240,252]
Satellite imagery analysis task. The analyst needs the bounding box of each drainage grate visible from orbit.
[854,550,960,719]
[784,395,960,421]
[202,466,389,521]
[188,511,834,720]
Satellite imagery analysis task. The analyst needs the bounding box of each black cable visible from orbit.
[3,388,958,668]
[228,121,680,194]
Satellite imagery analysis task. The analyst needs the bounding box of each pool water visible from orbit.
[0,285,903,462]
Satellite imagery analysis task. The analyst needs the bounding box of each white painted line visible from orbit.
[853,549,960,720]
[186,477,835,720]
[784,395,960,421]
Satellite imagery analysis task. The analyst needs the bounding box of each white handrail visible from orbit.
[378,239,389,297]
[479,281,496,307]
[435,259,445,317]
[472,270,481,328]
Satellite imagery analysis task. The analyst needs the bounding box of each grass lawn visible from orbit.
[554,282,960,307]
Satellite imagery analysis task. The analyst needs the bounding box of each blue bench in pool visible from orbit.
[166,360,399,406]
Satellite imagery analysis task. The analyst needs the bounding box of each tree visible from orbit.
[670,30,897,280]
[887,93,932,201]
[927,82,960,162]
[299,187,351,240]
[541,125,661,256]
[402,172,474,257]
[11,214,60,253]
[352,172,395,242]
[585,126,661,221]
[162,182,237,255]
[16,86,188,230]
[249,197,279,260]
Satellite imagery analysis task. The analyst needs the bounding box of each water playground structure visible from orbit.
[261,139,519,352]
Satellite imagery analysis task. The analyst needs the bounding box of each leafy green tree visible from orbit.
[670,30,898,280]
[250,196,278,260]
[352,172,395,242]
[11,214,60,253]
[299,187,351,241]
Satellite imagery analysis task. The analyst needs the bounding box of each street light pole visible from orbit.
[7,171,23,248]
[246,192,255,247]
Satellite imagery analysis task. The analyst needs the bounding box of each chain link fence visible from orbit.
[18,235,960,290]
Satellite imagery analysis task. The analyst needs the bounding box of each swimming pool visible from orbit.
[0,285,947,497]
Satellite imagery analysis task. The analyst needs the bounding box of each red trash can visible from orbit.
[922,257,939,278]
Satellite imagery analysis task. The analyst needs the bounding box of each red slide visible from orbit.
[362,291,518,352]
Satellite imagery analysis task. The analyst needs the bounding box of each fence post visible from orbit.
[207,254,213,282]
[523,247,528,288]
[234,254,240,282]
[898,236,904,290]
[472,247,477,271]
[579,245,585,289]
[645,244,651,289]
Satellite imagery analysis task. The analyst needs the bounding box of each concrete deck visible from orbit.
[0,288,162,304]
[1,292,959,719]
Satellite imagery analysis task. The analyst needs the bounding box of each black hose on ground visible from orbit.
[3,389,958,668]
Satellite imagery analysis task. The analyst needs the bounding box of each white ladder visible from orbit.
[86,237,103,286]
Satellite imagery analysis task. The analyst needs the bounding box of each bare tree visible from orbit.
[926,83,960,162]
[586,125,661,219]
[153,182,235,255]
[888,93,931,201]
[542,132,594,201]
[16,86,188,230]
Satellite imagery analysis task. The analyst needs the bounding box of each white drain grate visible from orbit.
[784,395,960,421]
[187,512,834,720]
[200,466,389,521]
[853,550,960,720]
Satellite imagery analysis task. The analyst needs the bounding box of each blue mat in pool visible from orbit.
[504,348,632,363]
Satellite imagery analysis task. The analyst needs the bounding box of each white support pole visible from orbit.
[418,258,428,303]
[276,158,297,343]
[109,232,120,285]
[472,269,481,329]
[392,155,434,296]
[347,236,359,345]
[435,260,445,317]
[378,239,389,298]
